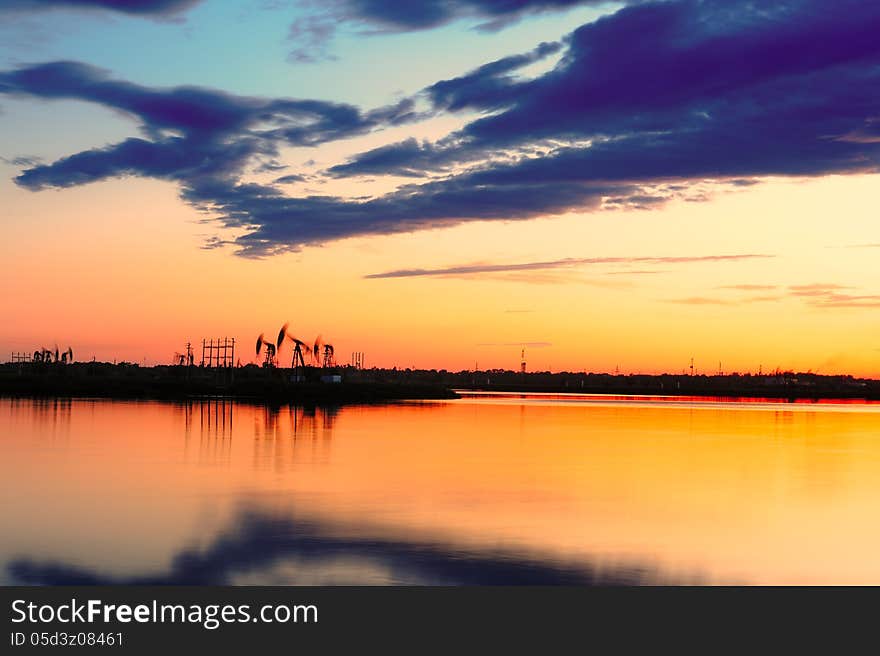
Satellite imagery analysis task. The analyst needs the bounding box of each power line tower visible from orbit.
[201,338,235,368]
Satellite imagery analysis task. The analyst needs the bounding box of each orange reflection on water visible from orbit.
[3,395,880,584]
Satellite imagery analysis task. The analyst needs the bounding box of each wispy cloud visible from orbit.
[670,282,880,309]
[741,295,784,303]
[605,269,666,276]
[667,297,736,306]
[718,284,778,291]
[365,254,773,279]
[0,155,42,167]
[788,283,853,297]
[477,341,552,348]
[668,293,782,306]
[806,292,880,308]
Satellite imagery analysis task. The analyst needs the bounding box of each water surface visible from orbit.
[3,393,880,584]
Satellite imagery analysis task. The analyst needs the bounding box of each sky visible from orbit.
[1,0,879,375]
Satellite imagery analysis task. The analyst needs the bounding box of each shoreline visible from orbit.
[0,363,458,405]
[453,384,880,402]
[3,362,879,404]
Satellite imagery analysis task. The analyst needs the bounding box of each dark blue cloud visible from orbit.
[187,176,629,256]
[0,61,400,141]
[4,0,880,257]
[427,40,561,112]
[327,40,563,177]
[274,173,306,184]
[316,0,880,250]
[334,0,880,181]
[0,0,201,16]
[0,61,416,194]
[326,138,449,178]
[284,0,622,62]
[315,0,616,32]
[458,0,880,143]
[14,136,263,189]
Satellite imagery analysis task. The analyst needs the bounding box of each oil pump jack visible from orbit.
[173,343,194,366]
[255,333,277,368]
[313,335,336,369]
[33,346,73,363]
[277,323,312,381]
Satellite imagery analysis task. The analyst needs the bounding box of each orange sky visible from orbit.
[2,170,879,376]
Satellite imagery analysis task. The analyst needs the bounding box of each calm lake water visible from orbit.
[3,393,880,585]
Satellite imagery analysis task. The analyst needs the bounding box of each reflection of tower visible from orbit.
[184,401,193,443]
[181,400,233,465]
[520,348,526,374]
[199,399,233,441]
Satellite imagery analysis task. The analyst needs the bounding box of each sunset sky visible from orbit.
[1,0,879,375]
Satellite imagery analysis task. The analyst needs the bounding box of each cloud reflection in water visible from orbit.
[8,507,701,585]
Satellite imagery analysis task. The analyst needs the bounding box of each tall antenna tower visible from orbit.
[520,348,526,374]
